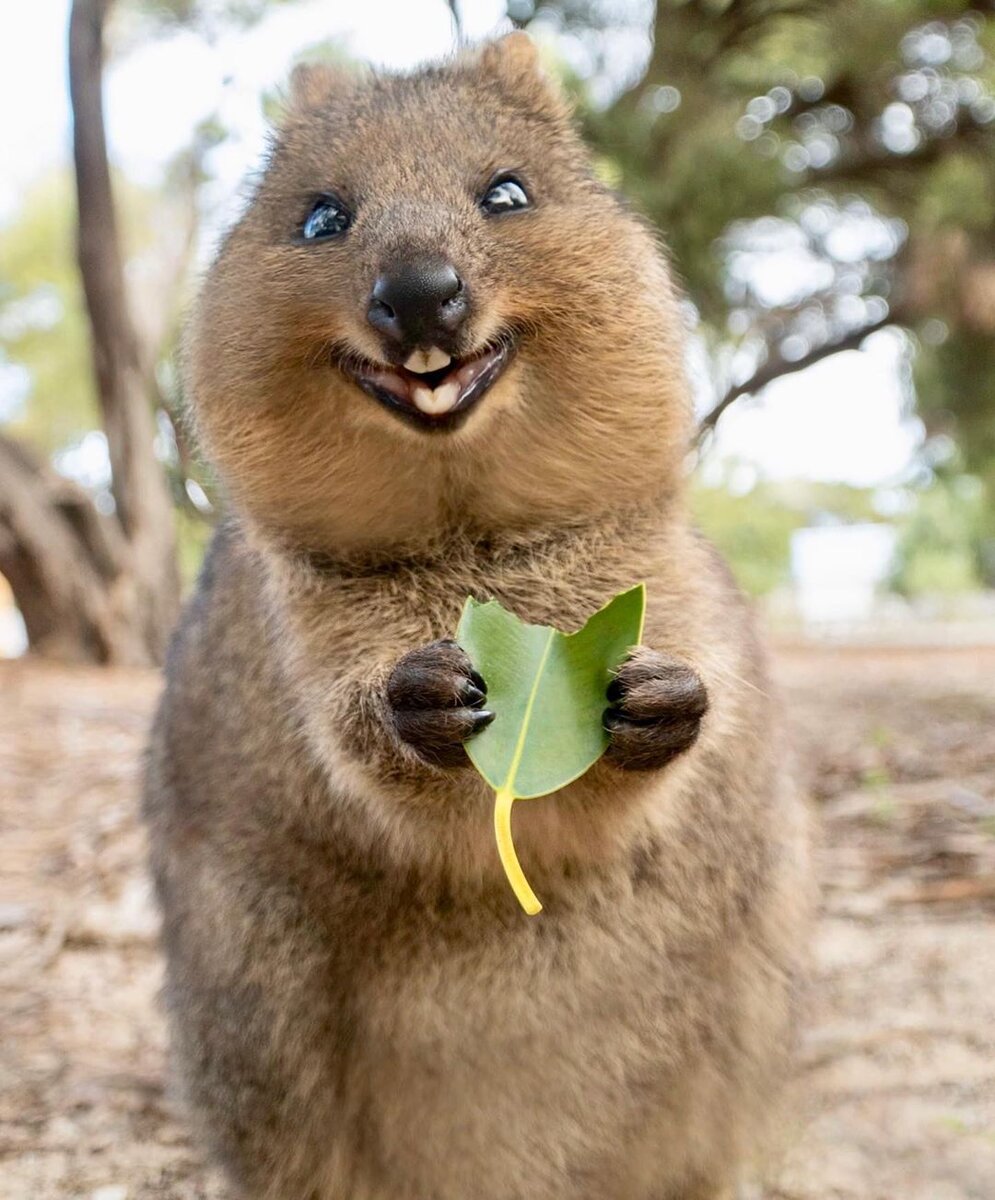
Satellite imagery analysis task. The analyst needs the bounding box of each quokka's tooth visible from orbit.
[432,380,460,411]
[423,346,452,373]
[412,380,460,415]
[404,347,453,375]
[405,349,431,373]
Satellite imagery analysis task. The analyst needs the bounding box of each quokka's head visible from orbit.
[189,34,692,555]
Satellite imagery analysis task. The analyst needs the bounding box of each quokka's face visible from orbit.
[221,35,640,438]
[190,35,688,551]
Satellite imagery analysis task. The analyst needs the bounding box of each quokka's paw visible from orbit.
[386,639,494,767]
[604,649,708,772]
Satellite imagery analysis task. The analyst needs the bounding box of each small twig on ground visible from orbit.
[889,876,995,905]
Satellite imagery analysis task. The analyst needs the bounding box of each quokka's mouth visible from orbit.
[336,339,515,432]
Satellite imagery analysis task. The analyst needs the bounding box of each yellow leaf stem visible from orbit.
[493,786,542,916]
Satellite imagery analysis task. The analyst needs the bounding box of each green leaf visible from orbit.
[456,583,646,915]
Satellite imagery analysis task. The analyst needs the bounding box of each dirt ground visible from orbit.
[2,645,994,1200]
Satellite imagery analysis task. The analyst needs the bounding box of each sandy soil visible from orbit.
[2,645,994,1200]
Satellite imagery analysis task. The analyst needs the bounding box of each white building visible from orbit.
[791,523,897,629]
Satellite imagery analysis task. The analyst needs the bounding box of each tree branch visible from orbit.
[444,0,462,42]
[70,0,148,535]
[68,0,179,658]
[808,117,991,191]
[0,432,145,663]
[697,311,899,439]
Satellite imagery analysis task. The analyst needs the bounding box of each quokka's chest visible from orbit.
[309,542,672,654]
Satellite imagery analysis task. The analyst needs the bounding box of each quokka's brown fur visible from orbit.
[144,33,812,1200]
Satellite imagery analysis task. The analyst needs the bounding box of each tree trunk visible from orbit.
[67,0,180,662]
[0,0,183,665]
[0,435,149,664]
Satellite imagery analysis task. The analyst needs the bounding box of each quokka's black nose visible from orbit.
[367,259,469,349]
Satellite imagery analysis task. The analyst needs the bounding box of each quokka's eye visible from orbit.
[479,175,531,216]
[302,195,352,240]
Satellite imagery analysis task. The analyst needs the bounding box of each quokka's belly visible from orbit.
[321,907,755,1200]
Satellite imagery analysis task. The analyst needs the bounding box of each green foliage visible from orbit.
[694,468,995,598]
[0,171,163,454]
[917,154,995,233]
[899,545,980,593]
[692,479,802,595]
[692,476,885,595]
[528,0,995,596]
[541,0,995,478]
[457,585,645,912]
[916,331,995,477]
[893,474,986,594]
[115,0,301,42]
[0,174,98,452]
[914,331,995,580]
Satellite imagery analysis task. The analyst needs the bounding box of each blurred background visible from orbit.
[3,0,995,659]
[2,4,995,1199]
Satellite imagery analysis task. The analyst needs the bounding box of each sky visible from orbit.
[0,0,921,490]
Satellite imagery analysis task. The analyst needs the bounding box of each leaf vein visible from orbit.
[500,627,556,797]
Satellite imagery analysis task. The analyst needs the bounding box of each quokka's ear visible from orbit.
[474,32,571,119]
[479,31,540,80]
[285,59,356,112]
